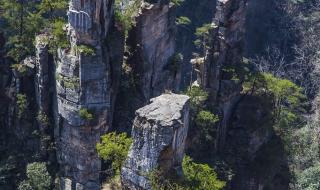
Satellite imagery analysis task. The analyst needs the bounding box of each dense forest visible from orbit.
[0,0,319,190]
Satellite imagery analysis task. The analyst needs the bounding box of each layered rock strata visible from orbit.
[121,93,190,190]
[55,0,123,189]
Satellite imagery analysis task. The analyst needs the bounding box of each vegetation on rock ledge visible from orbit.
[18,162,52,190]
[97,132,132,175]
[149,156,225,190]
[79,108,93,121]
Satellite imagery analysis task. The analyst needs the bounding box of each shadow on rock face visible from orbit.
[225,95,290,190]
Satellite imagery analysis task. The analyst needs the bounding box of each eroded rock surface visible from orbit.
[127,1,180,101]
[196,0,247,150]
[55,0,124,189]
[0,34,53,189]
[113,0,181,132]
[121,93,190,190]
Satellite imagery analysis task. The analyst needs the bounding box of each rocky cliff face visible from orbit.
[35,34,56,144]
[194,1,290,189]
[127,0,180,101]
[0,0,299,190]
[121,93,190,190]
[68,0,113,46]
[196,0,247,150]
[55,0,123,189]
[225,96,290,190]
[0,34,56,189]
[113,0,181,131]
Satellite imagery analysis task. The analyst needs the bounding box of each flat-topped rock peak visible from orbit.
[136,93,190,127]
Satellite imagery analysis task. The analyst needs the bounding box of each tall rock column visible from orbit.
[113,0,181,130]
[121,93,190,190]
[35,34,53,129]
[55,0,123,189]
[127,0,180,101]
[196,0,247,151]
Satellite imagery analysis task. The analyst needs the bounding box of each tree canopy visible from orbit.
[96,132,132,175]
[18,162,52,190]
[0,0,68,62]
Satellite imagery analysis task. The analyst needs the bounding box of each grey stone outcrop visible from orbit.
[121,93,190,190]
[35,34,51,126]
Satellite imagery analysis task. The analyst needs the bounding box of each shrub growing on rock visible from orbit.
[76,44,96,56]
[182,156,226,190]
[18,162,52,190]
[186,86,208,112]
[37,111,50,126]
[26,162,52,190]
[16,93,28,118]
[96,132,132,175]
[149,156,226,190]
[18,181,32,190]
[195,110,219,142]
[114,0,142,36]
[79,108,93,121]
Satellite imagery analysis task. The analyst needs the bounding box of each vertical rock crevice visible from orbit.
[196,0,247,151]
